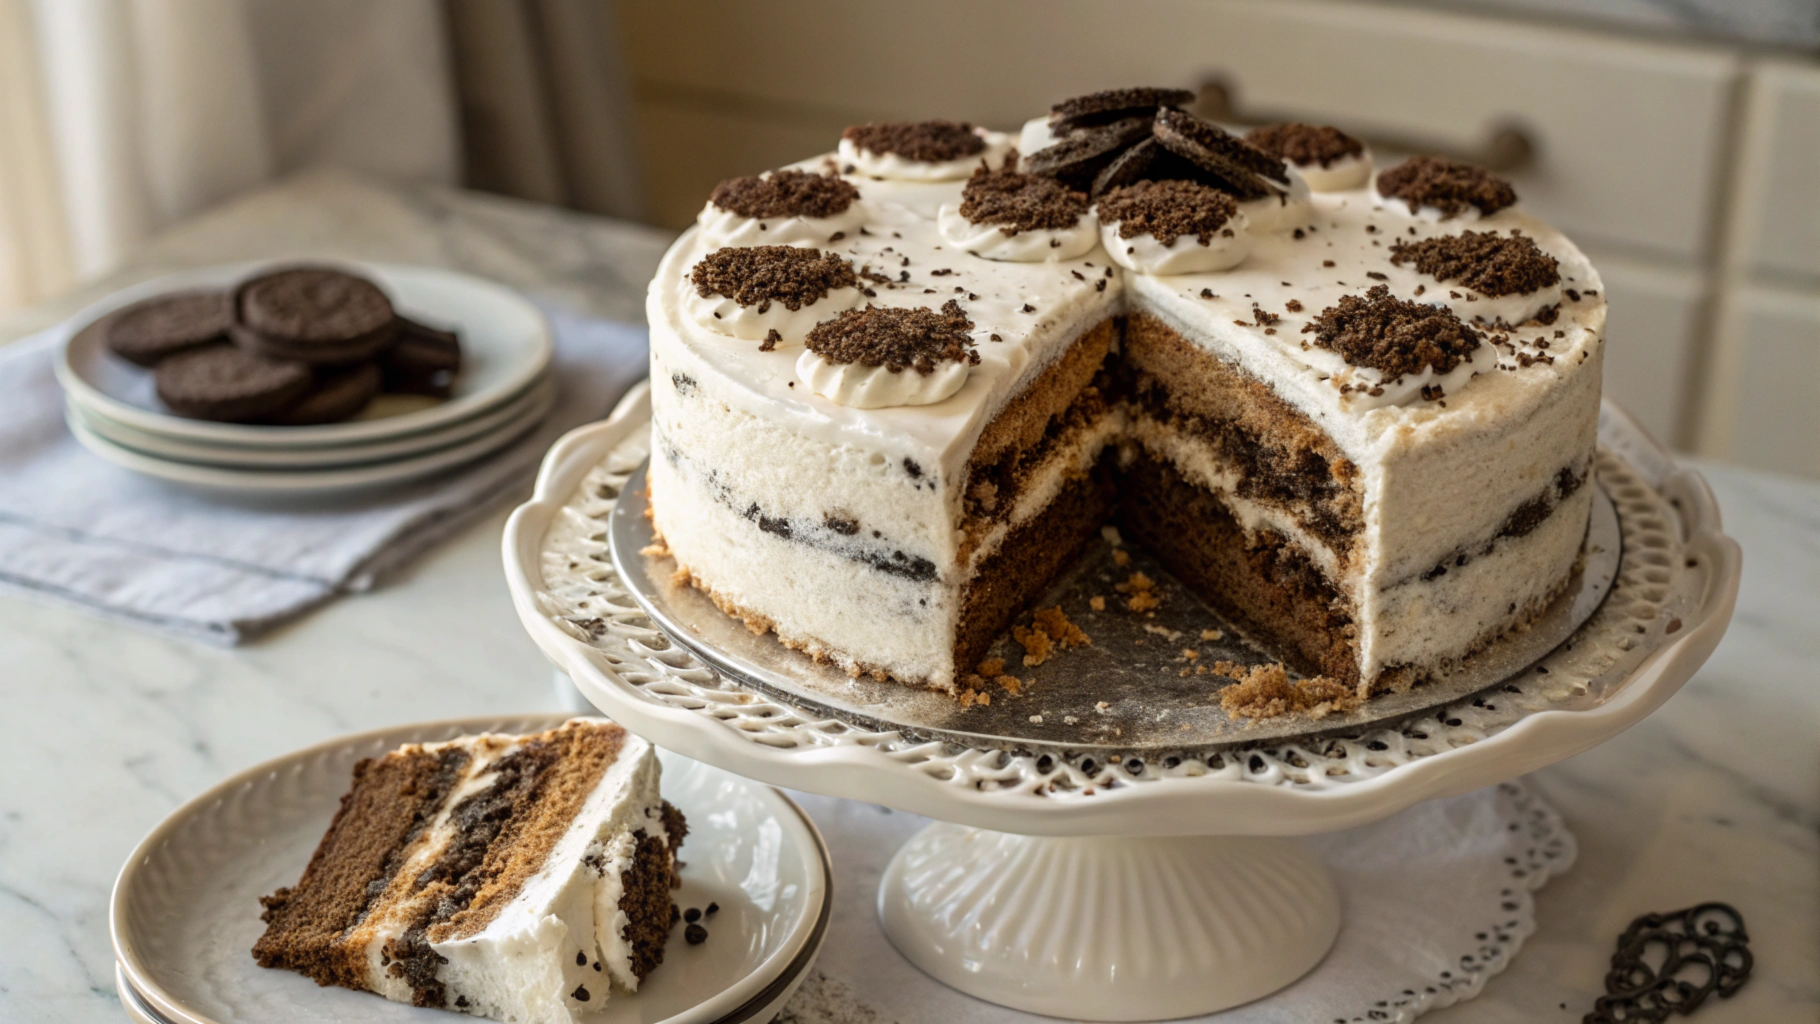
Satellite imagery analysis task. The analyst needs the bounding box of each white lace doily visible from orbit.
[779,780,1574,1024]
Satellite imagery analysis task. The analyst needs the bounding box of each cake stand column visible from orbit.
[878,822,1340,1021]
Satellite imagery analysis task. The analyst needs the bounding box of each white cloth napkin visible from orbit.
[783,781,1575,1024]
[0,305,646,643]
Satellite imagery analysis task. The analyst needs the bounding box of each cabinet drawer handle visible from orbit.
[1197,78,1536,173]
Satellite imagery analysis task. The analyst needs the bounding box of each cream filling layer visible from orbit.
[963,410,1122,573]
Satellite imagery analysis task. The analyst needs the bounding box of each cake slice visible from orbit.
[253,719,685,1023]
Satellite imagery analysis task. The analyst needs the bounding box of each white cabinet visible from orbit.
[1700,286,1820,478]
[1728,60,1820,283]
[1588,250,1707,446]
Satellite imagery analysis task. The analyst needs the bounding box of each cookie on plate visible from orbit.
[380,317,462,398]
[233,267,399,365]
[105,291,232,367]
[266,361,381,426]
[153,343,313,423]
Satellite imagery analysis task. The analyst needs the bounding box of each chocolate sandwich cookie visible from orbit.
[1024,115,1153,190]
[1049,87,1194,134]
[233,267,399,365]
[267,362,381,425]
[154,343,313,423]
[379,317,462,398]
[1153,108,1288,200]
[104,291,231,367]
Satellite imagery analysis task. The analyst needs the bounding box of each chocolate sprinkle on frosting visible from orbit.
[690,246,857,312]
[1376,156,1516,218]
[806,300,980,375]
[1049,86,1195,132]
[709,169,858,220]
[1244,122,1365,168]
[959,165,1089,235]
[1095,179,1238,247]
[842,121,984,163]
[1389,231,1560,297]
[1303,285,1483,378]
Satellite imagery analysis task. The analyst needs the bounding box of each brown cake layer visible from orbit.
[254,742,472,990]
[1120,312,1363,555]
[955,456,1117,677]
[1117,447,1362,687]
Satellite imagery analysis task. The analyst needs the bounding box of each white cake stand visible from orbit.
[503,385,1739,1021]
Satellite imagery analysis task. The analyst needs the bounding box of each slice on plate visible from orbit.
[252,718,686,1023]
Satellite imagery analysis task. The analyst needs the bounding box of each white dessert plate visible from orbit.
[56,261,551,449]
[68,384,549,496]
[69,377,553,471]
[112,715,831,1024]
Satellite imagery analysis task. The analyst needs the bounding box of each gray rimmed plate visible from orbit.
[111,715,831,1024]
[611,459,1622,754]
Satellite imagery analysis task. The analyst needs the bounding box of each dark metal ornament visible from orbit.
[1585,903,1752,1023]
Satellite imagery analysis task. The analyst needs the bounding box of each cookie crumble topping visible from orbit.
[1303,285,1483,378]
[843,121,984,162]
[1244,122,1366,167]
[709,169,859,219]
[805,300,979,374]
[1376,156,1516,218]
[690,246,857,313]
[1095,179,1238,246]
[1389,230,1560,297]
[959,165,1089,235]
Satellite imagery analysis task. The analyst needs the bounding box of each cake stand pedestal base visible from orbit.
[878,823,1341,1021]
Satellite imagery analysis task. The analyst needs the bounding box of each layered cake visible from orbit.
[253,719,685,1023]
[646,90,1604,697]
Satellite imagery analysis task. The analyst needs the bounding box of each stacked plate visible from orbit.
[55,261,553,497]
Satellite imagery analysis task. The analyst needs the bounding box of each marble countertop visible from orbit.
[1,172,1813,1023]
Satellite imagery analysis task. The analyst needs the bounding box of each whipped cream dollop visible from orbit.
[1017,115,1063,162]
[696,168,868,248]
[838,126,1012,182]
[795,300,980,408]
[796,350,970,408]
[1097,178,1252,275]
[1102,213,1252,275]
[1373,192,1480,224]
[1239,165,1313,233]
[1388,229,1564,326]
[1299,150,1372,191]
[685,285,860,346]
[938,203,1099,261]
[1373,156,1517,223]
[696,201,868,249]
[684,246,863,347]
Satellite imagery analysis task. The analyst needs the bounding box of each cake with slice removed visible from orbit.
[253,719,685,1023]
[645,87,1604,702]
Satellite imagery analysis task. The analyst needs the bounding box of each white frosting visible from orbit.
[695,196,868,249]
[797,348,972,408]
[838,128,1011,181]
[1240,165,1314,233]
[684,276,862,348]
[1297,149,1373,192]
[1100,211,1253,275]
[936,202,1099,262]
